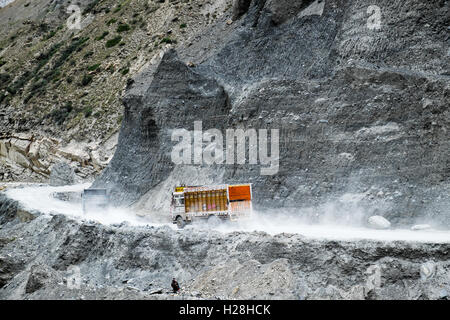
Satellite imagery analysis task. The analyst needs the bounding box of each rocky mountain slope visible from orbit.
[0,0,233,182]
[0,0,449,301]
[2,1,449,226]
[1,194,449,300]
[93,0,450,227]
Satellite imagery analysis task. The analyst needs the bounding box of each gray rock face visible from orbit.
[0,193,19,225]
[25,264,53,294]
[0,256,23,290]
[0,200,449,300]
[49,162,76,186]
[232,0,252,20]
[94,0,450,227]
[264,0,315,25]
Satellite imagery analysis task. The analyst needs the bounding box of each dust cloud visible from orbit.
[5,184,450,243]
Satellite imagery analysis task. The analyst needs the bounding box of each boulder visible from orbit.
[0,193,19,225]
[25,265,50,294]
[25,264,60,294]
[411,224,432,231]
[0,255,24,289]
[367,216,391,230]
[16,209,35,223]
[49,162,76,186]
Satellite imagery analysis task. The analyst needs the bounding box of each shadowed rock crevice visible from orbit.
[232,0,253,20]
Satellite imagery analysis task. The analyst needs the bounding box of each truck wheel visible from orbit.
[176,216,186,229]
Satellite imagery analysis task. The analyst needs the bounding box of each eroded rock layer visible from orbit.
[94,0,450,226]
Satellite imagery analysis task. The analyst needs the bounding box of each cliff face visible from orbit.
[94,0,450,226]
[1,206,450,300]
[0,0,232,182]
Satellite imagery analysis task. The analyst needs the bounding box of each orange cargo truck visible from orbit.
[170,184,253,228]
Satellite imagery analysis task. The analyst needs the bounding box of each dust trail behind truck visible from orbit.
[171,184,253,228]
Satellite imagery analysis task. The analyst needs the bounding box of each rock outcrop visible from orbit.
[94,0,450,227]
[0,199,449,300]
[0,0,235,183]
[368,216,391,230]
[0,133,117,182]
[49,162,76,186]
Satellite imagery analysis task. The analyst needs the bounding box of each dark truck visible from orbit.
[82,189,108,214]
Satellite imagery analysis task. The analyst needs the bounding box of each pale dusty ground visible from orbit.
[4,183,450,244]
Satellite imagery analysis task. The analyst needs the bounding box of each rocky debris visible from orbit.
[233,0,321,25]
[264,0,314,25]
[367,216,391,230]
[25,264,56,294]
[189,258,295,299]
[51,191,82,203]
[93,0,450,228]
[311,285,346,300]
[148,288,164,295]
[0,0,233,184]
[0,237,14,247]
[0,192,36,225]
[16,209,35,223]
[0,192,450,300]
[0,0,14,8]
[0,254,24,289]
[0,193,18,226]
[49,162,76,186]
[0,134,112,183]
[438,289,448,300]
[420,262,436,281]
[411,224,432,231]
[0,134,45,181]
